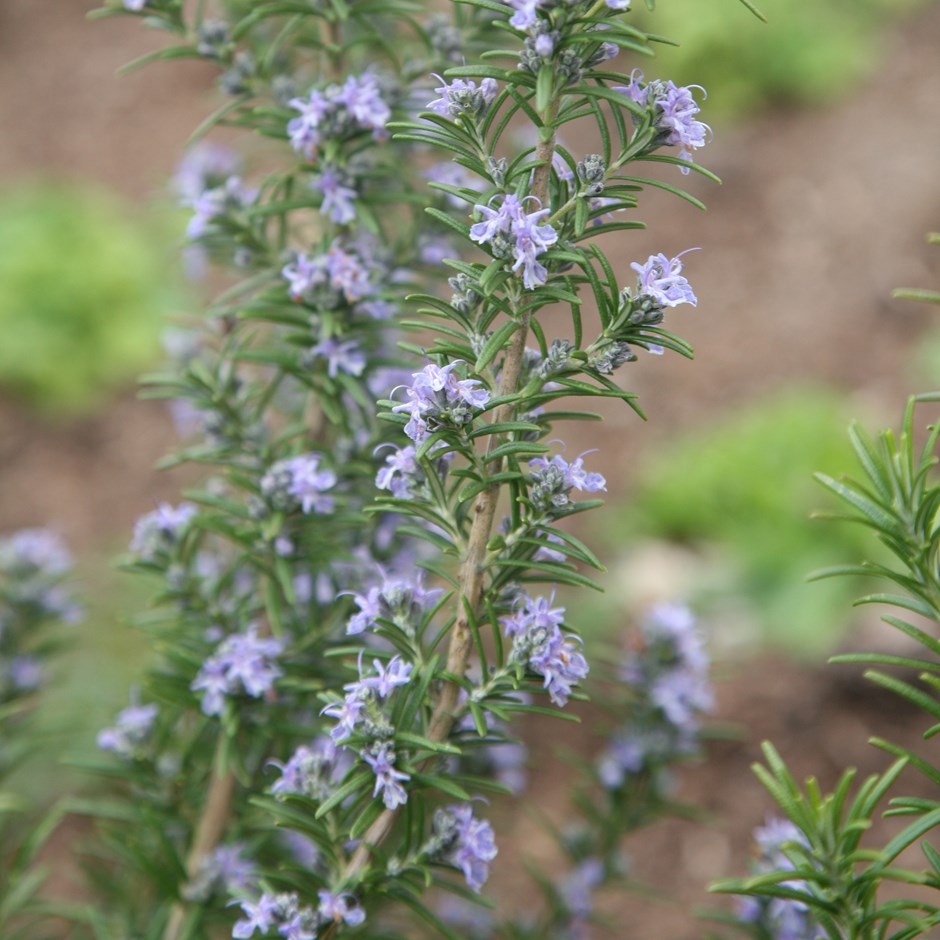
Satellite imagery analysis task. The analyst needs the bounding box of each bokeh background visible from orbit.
[2,0,940,934]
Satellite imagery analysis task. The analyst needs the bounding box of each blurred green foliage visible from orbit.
[640,0,927,120]
[605,387,882,654]
[0,182,187,415]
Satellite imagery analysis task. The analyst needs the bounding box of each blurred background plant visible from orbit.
[633,0,930,121]
[0,182,189,416]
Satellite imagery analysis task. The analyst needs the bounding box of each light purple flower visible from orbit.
[308,337,366,378]
[186,176,257,240]
[130,503,197,560]
[605,0,630,8]
[321,690,369,744]
[317,890,366,927]
[436,804,498,892]
[363,742,410,809]
[0,529,72,576]
[469,194,558,290]
[191,627,284,716]
[261,453,336,514]
[391,361,490,443]
[616,70,710,173]
[375,444,420,498]
[183,843,256,901]
[233,894,280,939]
[561,857,605,918]
[312,167,358,224]
[528,451,607,513]
[528,627,589,706]
[7,656,43,692]
[503,0,543,30]
[346,569,443,635]
[97,700,159,758]
[501,589,565,638]
[269,737,350,800]
[174,144,240,206]
[123,0,147,9]
[427,74,498,120]
[351,655,413,698]
[631,250,698,308]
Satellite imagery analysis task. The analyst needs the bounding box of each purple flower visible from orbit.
[346,569,443,635]
[615,70,710,173]
[561,857,604,918]
[321,690,368,744]
[233,894,280,939]
[433,804,498,892]
[503,590,588,706]
[130,503,197,560]
[351,655,413,698]
[97,699,159,758]
[631,250,698,308]
[317,890,366,927]
[174,144,240,206]
[469,194,558,290]
[375,444,420,498]
[528,451,607,513]
[191,627,284,716]
[287,73,390,160]
[501,589,565,638]
[528,627,589,706]
[363,742,410,809]
[261,453,336,514]
[183,843,256,902]
[605,0,630,7]
[391,361,490,443]
[427,74,498,121]
[269,737,351,800]
[503,0,544,30]
[122,0,147,9]
[312,167,358,224]
[186,176,257,240]
[308,337,366,378]
[0,528,72,576]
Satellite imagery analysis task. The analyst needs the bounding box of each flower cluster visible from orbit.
[183,843,256,902]
[469,194,558,289]
[427,74,498,122]
[616,70,710,173]
[736,818,824,940]
[282,242,379,309]
[191,627,285,716]
[130,502,197,561]
[269,737,352,801]
[233,889,365,939]
[345,570,443,635]
[0,528,81,625]
[503,590,589,706]
[97,698,159,760]
[631,250,699,310]
[528,451,607,514]
[597,603,713,788]
[429,803,499,892]
[260,453,337,515]
[186,176,258,240]
[288,72,390,160]
[392,361,490,443]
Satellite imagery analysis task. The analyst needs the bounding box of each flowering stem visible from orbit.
[336,117,559,891]
[162,740,235,940]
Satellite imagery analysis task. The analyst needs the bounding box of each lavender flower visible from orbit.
[528,451,607,513]
[737,818,825,940]
[312,166,358,224]
[427,74,498,121]
[97,699,159,759]
[391,361,490,443]
[0,528,72,576]
[363,742,410,809]
[346,569,443,635]
[308,337,366,378]
[122,0,147,9]
[631,250,698,309]
[130,503,197,561]
[503,590,588,706]
[431,804,498,892]
[186,176,258,240]
[233,894,280,939]
[561,857,605,919]
[288,73,390,160]
[469,194,558,290]
[174,143,240,206]
[282,242,375,307]
[182,842,256,901]
[260,453,336,514]
[375,444,420,498]
[503,0,544,31]
[616,70,710,173]
[317,889,366,927]
[191,627,284,716]
[269,737,350,800]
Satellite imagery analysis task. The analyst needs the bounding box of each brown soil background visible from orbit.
[2,0,940,936]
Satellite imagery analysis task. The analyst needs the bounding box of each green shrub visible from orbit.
[0,182,187,415]
[637,0,927,120]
